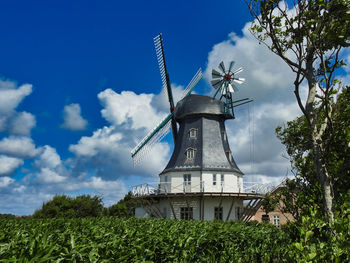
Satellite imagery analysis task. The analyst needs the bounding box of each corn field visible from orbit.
[0,217,290,262]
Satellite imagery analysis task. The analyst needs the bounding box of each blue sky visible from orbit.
[1,1,349,215]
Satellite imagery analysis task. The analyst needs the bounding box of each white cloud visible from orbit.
[0,155,24,175]
[0,177,14,187]
[69,125,170,178]
[151,84,186,112]
[0,136,40,159]
[98,89,166,130]
[61,103,88,131]
[8,111,36,136]
[0,82,32,114]
[34,145,61,169]
[36,167,67,183]
[0,80,36,136]
[204,22,303,182]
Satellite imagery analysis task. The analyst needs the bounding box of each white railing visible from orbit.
[243,182,278,195]
[132,181,278,197]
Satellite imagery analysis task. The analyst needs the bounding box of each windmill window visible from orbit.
[180,207,193,220]
[213,174,217,185]
[189,128,198,139]
[214,207,223,220]
[226,150,232,162]
[183,174,191,185]
[186,148,196,160]
[222,130,227,141]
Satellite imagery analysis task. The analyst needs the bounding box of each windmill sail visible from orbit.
[131,34,202,165]
[153,34,177,143]
[180,68,202,100]
[131,113,173,164]
[131,69,202,165]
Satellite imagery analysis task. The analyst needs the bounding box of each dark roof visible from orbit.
[174,94,233,120]
[161,94,243,175]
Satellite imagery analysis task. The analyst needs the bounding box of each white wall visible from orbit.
[202,197,243,221]
[160,171,243,193]
[134,197,244,221]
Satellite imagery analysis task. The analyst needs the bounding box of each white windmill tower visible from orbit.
[131,34,263,221]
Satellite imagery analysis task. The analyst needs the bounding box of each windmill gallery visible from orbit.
[131,34,265,221]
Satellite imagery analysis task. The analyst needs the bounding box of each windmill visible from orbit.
[131,35,262,221]
[211,61,252,118]
[131,33,202,164]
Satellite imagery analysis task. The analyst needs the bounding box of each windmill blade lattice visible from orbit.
[131,70,203,165]
[154,34,171,105]
[131,113,172,165]
[180,68,202,100]
[131,68,203,165]
[131,34,203,165]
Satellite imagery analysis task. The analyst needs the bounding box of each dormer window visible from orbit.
[226,150,232,162]
[221,130,227,141]
[186,148,196,160]
[189,128,198,139]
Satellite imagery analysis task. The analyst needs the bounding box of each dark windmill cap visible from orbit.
[174,94,233,120]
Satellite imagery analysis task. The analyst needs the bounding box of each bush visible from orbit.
[33,194,103,218]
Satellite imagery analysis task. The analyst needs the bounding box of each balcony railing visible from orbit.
[132,181,277,197]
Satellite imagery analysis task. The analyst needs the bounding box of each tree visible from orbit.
[261,192,279,222]
[106,192,138,217]
[276,86,350,219]
[33,194,104,218]
[245,0,350,222]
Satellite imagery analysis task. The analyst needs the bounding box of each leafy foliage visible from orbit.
[33,194,104,218]
[283,190,350,262]
[276,86,350,219]
[105,192,138,217]
[246,0,350,222]
[0,217,290,262]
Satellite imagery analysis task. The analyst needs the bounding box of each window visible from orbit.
[222,130,227,141]
[184,174,191,185]
[213,174,217,185]
[236,207,241,220]
[189,128,198,139]
[186,148,196,160]
[180,207,193,220]
[262,214,270,222]
[273,215,280,227]
[164,176,168,183]
[214,207,223,220]
[221,174,224,183]
[226,150,232,162]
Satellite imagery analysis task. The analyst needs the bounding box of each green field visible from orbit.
[0,217,289,262]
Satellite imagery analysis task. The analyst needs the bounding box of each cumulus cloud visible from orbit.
[0,82,32,114]
[151,84,186,112]
[8,111,36,136]
[69,125,170,179]
[0,177,14,187]
[36,167,67,183]
[0,136,40,159]
[98,89,166,130]
[0,155,24,176]
[61,103,88,131]
[0,80,36,135]
[205,22,303,182]
[34,145,61,169]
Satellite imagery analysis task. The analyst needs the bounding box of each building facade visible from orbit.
[133,95,262,220]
